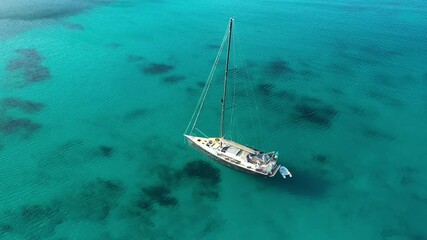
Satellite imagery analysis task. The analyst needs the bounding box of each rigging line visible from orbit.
[186,26,229,134]
[185,27,229,135]
[235,120,245,144]
[185,76,210,134]
[226,26,245,144]
[225,105,235,111]
[233,28,253,138]
[195,127,209,138]
[235,28,264,148]
[232,52,243,143]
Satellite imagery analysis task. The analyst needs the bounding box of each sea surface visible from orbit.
[1,0,427,239]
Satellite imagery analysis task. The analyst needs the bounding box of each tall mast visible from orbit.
[220,18,234,138]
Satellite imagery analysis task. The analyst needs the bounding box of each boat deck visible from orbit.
[185,135,280,177]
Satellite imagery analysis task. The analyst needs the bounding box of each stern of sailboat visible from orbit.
[269,164,281,177]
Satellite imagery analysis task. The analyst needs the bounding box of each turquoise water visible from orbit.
[1,0,427,239]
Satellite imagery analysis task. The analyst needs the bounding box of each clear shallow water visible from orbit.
[0,0,426,239]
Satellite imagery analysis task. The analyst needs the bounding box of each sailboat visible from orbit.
[184,18,292,178]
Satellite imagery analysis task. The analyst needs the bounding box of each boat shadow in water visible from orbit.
[265,168,331,198]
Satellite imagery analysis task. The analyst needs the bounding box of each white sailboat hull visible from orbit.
[184,135,280,177]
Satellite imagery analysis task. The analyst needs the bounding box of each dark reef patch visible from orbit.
[0,1,116,41]
[151,159,222,198]
[141,185,178,207]
[0,118,42,137]
[2,202,64,239]
[142,63,175,75]
[153,164,180,187]
[181,160,221,185]
[98,145,114,157]
[153,161,221,201]
[14,49,44,62]
[0,0,115,21]
[265,58,295,76]
[358,45,402,58]
[293,100,338,127]
[362,127,395,141]
[120,160,222,236]
[403,74,415,84]
[339,52,381,65]
[141,185,170,198]
[195,187,220,200]
[381,228,404,240]
[275,90,296,101]
[326,63,352,74]
[197,81,206,88]
[196,218,222,238]
[131,183,179,214]
[186,87,198,95]
[5,48,50,86]
[20,204,61,223]
[127,55,145,62]
[329,88,344,96]
[0,224,13,234]
[1,97,45,113]
[313,154,328,164]
[0,178,123,239]
[24,65,50,82]
[7,49,40,69]
[136,200,153,211]
[367,90,403,107]
[257,83,275,96]
[206,44,220,50]
[399,167,417,186]
[163,75,186,83]
[372,73,395,88]
[106,43,121,49]
[62,22,84,31]
[298,69,317,76]
[124,108,148,121]
[66,178,124,221]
